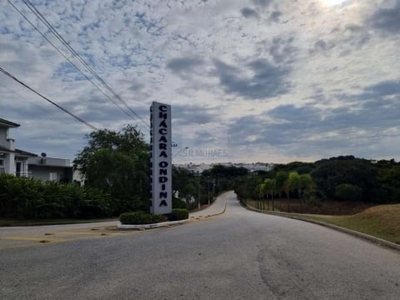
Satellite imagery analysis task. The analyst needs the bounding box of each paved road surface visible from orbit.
[1,191,399,299]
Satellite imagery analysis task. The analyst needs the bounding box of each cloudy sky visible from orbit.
[1,0,400,164]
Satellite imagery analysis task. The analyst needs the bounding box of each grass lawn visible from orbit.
[245,200,400,244]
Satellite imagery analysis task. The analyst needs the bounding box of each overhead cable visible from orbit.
[21,0,150,130]
[0,67,98,131]
[7,0,138,123]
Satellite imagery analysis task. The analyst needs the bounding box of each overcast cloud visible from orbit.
[1,0,400,163]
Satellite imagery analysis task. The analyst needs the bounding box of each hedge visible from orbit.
[119,211,167,224]
[119,209,189,224]
[166,209,189,221]
[0,174,112,219]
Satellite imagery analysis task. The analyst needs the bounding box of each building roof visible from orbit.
[15,149,38,157]
[0,118,20,128]
[0,145,11,153]
[28,156,72,168]
[0,146,37,157]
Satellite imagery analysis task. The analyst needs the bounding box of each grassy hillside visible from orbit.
[317,204,400,244]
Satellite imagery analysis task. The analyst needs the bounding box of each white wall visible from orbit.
[0,128,8,147]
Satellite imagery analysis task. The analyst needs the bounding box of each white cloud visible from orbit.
[1,0,399,163]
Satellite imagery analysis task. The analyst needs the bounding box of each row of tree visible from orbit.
[233,155,400,211]
[256,172,315,211]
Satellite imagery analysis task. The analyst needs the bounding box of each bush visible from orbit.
[119,211,167,224]
[167,209,189,221]
[172,198,187,209]
[0,174,112,219]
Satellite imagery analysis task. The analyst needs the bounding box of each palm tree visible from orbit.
[275,171,288,199]
[284,178,291,212]
[290,172,300,211]
[299,174,316,212]
[263,178,276,211]
[255,184,264,209]
[270,178,276,211]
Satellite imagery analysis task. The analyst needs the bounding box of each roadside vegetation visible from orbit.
[0,174,111,220]
[233,156,400,244]
[2,123,399,232]
[235,156,400,211]
[0,125,216,224]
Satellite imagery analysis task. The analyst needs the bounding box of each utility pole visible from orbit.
[197,171,201,209]
[207,177,210,205]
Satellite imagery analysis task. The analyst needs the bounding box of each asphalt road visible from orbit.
[1,191,399,300]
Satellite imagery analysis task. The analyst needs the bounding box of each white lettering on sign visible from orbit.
[150,101,172,214]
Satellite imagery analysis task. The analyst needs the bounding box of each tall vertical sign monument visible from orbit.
[150,101,172,215]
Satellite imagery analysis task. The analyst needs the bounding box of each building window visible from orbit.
[49,172,58,181]
[0,160,3,166]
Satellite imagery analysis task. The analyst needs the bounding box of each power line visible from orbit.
[7,0,139,124]
[0,82,50,113]
[0,67,98,131]
[15,0,150,131]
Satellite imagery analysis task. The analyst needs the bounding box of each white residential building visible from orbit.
[0,118,73,182]
[0,118,35,176]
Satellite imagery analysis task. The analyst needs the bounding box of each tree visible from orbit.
[334,184,362,202]
[275,171,288,199]
[283,172,300,212]
[298,174,314,212]
[256,183,265,209]
[73,125,149,215]
[172,167,197,206]
[311,158,377,202]
[288,172,300,196]
[263,178,276,211]
[74,125,148,176]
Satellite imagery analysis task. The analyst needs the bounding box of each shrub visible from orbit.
[167,209,189,221]
[0,174,112,219]
[172,198,187,209]
[119,211,167,224]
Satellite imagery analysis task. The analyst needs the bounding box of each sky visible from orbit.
[1,0,400,164]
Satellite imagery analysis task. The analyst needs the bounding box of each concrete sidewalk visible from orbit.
[189,191,229,218]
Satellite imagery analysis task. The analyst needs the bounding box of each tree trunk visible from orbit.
[299,189,302,213]
[271,195,274,211]
[286,192,290,212]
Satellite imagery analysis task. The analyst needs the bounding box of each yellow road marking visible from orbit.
[56,231,123,236]
[1,236,67,242]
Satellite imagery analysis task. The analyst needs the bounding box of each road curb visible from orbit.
[117,219,190,230]
[241,201,400,252]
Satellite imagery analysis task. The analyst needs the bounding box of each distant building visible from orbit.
[27,155,73,182]
[0,117,73,182]
[0,118,36,176]
[173,162,274,173]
